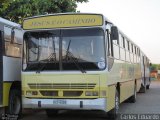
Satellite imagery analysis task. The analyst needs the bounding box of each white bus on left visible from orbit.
[0,17,23,115]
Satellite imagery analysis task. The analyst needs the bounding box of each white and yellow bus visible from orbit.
[22,13,150,118]
[0,17,22,115]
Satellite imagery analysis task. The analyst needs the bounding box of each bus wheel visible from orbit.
[146,78,151,89]
[129,84,137,103]
[5,89,22,115]
[140,84,146,93]
[108,89,119,119]
[146,85,150,89]
[45,109,58,117]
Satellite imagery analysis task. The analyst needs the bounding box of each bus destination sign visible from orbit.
[23,14,103,30]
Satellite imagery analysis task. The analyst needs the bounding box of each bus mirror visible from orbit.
[11,28,15,44]
[111,26,119,41]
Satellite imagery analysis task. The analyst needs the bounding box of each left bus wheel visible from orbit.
[5,89,22,116]
[108,89,119,119]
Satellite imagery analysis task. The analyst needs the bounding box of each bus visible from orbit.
[22,13,150,118]
[0,17,22,115]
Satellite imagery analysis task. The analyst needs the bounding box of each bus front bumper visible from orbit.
[22,97,107,111]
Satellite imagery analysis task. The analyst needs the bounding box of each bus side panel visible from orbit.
[0,30,4,105]
[137,78,141,92]
[135,61,142,92]
[106,59,120,111]
[3,57,21,106]
[3,57,21,82]
[106,84,116,111]
[120,80,134,102]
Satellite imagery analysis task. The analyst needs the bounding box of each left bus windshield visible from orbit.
[23,28,106,71]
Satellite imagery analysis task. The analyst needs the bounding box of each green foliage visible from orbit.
[150,64,160,71]
[0,0,88,24]
[150,64,157,71]
[157,64,160,70]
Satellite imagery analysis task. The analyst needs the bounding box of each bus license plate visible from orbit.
[53,100,67,105]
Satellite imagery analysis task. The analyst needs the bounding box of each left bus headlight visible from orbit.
[26,91,38,96]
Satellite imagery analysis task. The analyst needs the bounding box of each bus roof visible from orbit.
[0,17,21,28]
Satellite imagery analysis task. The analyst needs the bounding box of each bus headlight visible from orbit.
[26,91,38,96]
[85,91,98,96]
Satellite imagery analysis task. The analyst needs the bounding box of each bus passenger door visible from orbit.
[0,31,3,105]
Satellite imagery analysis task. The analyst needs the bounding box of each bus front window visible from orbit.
[23,28,106,71]
[24,31,60,71]
[62,28,106,70]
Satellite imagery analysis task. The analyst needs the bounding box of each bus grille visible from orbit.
[39,91,83,97]
[28,83,96,89]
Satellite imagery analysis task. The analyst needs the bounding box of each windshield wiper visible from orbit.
[36,52,57,73]
[65,40,86,73]
[36,39,57,73]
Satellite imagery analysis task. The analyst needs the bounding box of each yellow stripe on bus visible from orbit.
[3,82,12,106]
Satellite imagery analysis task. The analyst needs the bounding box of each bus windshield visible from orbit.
[23,28,106,71]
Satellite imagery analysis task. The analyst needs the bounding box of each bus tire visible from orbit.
[108,89,119,119]
[45,109,58,117]
[146,78,151,89]
[140,84,146,93]
[146,85,150,89]
[129,84,137,103]
[5,89,22,116]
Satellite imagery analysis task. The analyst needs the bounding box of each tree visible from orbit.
[0,0,88,24]
[150,64,160,71]
[157,64,160,70]
[150,64,157,71]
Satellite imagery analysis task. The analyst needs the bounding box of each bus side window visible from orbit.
[119,34,124,48]
[119,34,125,61]
[124,38,127,50]
[131,44,133,53]
[106,30,113,57]
[5,42,21,57]
[4,27,22,58]
[127,41,130,51]
[123,37,125,48]
[135,46,137,54]
[106,29,114,70]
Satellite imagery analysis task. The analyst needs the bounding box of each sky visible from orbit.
[77,0,160,64]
